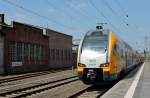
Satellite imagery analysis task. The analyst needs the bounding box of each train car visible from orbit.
[77,25,141,84]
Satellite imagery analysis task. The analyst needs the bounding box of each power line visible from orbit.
[45,0,74,20]
[113,0,143,35]
[1,0,75,30]
[87,0,122,33]
[45,0,92,29]
[115,0,128,18]
[101,0,143,37]
[63,0,97,22]
[101,0,129,26]
[62,0,98,29]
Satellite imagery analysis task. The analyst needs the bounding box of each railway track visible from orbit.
[28,81,112,98]
[0,64,141,98]
[29,80,91,98]
[69,85,111,98]
[0,76,78,98]
[0,69,66,84]
[69,63,143,98]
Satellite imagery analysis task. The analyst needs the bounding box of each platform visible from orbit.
[101,62,150,98]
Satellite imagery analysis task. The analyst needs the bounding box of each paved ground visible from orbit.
[133,62,150,98]
[101,62,149,98]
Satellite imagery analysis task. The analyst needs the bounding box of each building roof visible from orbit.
[46,28,72,38]
[11,21,72,38]
[0,23,12,35]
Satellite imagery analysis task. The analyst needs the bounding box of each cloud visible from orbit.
[66,0,88,10]
[8,0,22,5]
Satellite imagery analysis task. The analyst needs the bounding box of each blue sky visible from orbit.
[0,0,149,52]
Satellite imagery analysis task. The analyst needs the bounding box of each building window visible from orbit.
[49,49,51,61]
[8,41,16,61]
[37,45,40,62]
[41,46,43,62]
[16,42,22,61]
[8,42,47,65]
[30,44,34,61]
[65,49,68,61]
[39,45,42,63]
[36,45,39,62]
[22,43,24,62]
[51,49,55,61]
[68,49,71,60]
[56,49,59,60]
[61,49,63,60]
[42,47,45,62]
[34,44,37,63]
[24,43,29,62]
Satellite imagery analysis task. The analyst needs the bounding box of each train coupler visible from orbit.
[87,69,97,81]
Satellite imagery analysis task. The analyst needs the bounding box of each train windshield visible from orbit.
[81,31,108,54]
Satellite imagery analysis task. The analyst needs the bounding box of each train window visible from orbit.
[87,31,103,36]
[81,31,108,54]
[113,44,117,55]
[113,42,121,55]
[114,44,117,50]
[121,49,124,58]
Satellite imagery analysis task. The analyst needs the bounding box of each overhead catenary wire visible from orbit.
[101,0,129,26]
[1,0,76,30]
[100,0,141,36]
[45,0,74,20]
[103,0,143,51]
[63,0,98,22]
[115,0,129,18]
[87,0,122,33]
[62,0,98,30]
[113,0,142,34]
[45,0,92,29]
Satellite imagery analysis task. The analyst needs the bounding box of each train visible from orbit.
[77,25,143,84]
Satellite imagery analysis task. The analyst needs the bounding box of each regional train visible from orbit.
[77,25,143,84]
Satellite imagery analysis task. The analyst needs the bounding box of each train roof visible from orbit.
[86,29,110,36]
[85,27,138,53]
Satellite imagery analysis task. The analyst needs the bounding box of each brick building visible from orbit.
[0,14,14,74]
[0,21,49,73]
[0,14,72,74]
[0,30,5,74]
[47,29,72,68]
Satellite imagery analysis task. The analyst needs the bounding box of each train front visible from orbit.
[77,26,111,84]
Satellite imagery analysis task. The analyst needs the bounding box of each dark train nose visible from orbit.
[87,69,96,81]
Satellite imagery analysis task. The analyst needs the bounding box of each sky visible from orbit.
[0,0,149,52]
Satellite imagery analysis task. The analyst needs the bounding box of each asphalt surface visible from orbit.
[101,62,150,98]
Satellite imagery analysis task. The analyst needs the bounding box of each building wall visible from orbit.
[72,50,77,68]
[1,20,72,74]
[0,34,4,74]
[4,21,49,73]
[47,29,72,68]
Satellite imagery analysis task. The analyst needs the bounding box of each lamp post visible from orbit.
[145,36,150,61]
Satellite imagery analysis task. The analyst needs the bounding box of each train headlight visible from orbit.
[100,63,109,67]
[78,63,86,67]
